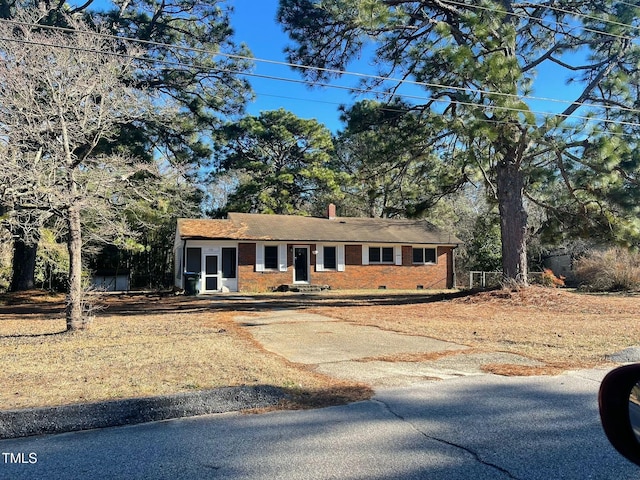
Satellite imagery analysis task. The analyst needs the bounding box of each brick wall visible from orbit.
[237,243,455,292]
[345,245,362,265]
[314,247,452,290]
[238,243,256,266]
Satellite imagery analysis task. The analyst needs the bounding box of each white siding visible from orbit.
[278,244,288,272]
[316,244,324,272]
[337,245,345,271]
[395,246,402,266]
[362,245,369,265]
[255,242,264,272]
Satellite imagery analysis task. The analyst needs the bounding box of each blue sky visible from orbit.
[230,0,585,132]
[230,0,361,131]
[73,0,586,132]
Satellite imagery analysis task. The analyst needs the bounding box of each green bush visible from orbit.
[574,248,640,292]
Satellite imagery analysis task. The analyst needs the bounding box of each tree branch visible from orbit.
[555,42,631,124]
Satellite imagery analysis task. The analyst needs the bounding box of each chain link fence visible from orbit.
[469,271,545,289]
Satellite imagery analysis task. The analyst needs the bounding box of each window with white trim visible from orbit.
[317,244,345,271]
[323,246,337,270]
[256,243,287,272]
[264,245,279,270]
[369,246,394,264]
[413,247,437,264]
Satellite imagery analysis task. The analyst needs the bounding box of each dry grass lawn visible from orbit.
[0,292,371,410]
[312,287,640,374]
[0,287,638,411]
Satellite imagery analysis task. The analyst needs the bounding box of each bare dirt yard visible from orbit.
[0,287,637,410]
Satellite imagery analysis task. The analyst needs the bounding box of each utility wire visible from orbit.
[518,0,640,29]
[3,31,640,133]
[252,90,637,138]
[2,17,640,120]
[610,0,640,9]
[3,8,640,128]
[242,67,640,129]
[444,0,640,41]
[450,0,640,32]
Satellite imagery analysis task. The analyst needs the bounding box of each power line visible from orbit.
[251,90,638,139]
[521,0,640,30]
[611,0,640,9]
[244,68,640,128]
[452,0,640,33]
[2,14,640,131]
[444,0,640,41]
[2,16,640,121]
[4,30,640,133]
[527,2,640,30]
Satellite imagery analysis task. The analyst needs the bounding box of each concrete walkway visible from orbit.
[234,310,545,387]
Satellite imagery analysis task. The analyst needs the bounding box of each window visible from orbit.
[186,247,201,273]
[222,248,237,279]
[369,247,394,264]
[257,243,287,272]
[413,247,437,264]
[324,246,337,270]
[317,245,345,272]
[264,246,279,270]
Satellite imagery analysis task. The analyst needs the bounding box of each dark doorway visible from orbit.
[294,247,308,283]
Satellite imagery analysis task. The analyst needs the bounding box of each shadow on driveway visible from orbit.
[0,371,633,480]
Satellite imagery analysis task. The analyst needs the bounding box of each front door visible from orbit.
[203,255,219,292]
[293,247,309,283]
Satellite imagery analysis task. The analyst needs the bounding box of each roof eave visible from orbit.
[180,236,462,245]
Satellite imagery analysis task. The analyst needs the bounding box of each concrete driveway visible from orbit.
[234,310,546,388]
[2,306,635,479]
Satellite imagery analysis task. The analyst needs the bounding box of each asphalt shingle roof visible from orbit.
[178,213,461,246]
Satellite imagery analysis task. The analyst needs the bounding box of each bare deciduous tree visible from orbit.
[0,10,153,330]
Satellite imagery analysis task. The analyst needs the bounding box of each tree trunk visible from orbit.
[496,160,528,285]
[66,203,84,331]
[10,233,37,291]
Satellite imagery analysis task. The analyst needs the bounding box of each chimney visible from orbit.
[327,203,337,220]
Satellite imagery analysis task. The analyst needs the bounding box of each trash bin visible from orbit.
[184,272,200,296]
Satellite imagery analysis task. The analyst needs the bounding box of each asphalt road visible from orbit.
[1,368,637,480]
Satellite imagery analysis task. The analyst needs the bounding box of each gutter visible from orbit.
[182,239,187,290]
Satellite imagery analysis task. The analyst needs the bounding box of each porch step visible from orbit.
[274,284,330,293]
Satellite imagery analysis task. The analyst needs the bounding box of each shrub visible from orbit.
[540,268,566,288]
[574,248,640,292]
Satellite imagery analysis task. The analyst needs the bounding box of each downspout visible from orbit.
[452,245,458,289]
[182,239,187,290]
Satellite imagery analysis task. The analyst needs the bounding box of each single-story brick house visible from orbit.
[174,205,461,293]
